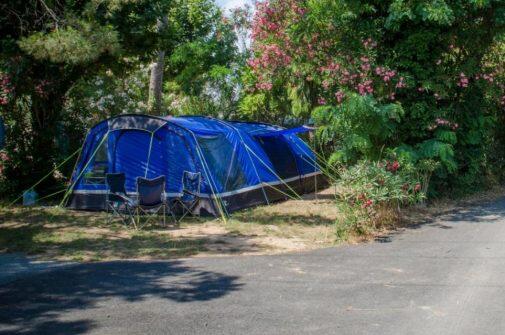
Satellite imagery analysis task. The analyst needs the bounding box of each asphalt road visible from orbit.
[2,197,505,335]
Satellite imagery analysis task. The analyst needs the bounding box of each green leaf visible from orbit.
[434,129,457,144]
[18,23,120,64]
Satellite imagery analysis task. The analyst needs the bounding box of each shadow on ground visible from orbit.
[374,196,505,243]
[0,207,212,260]
[0,203,336,260]
[232,210,335,226]
[0,260,242,335]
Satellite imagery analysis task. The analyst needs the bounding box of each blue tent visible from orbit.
[67,114,322,215]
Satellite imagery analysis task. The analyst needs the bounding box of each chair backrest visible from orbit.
[182,171,201,195]
[106,173,127,195]
[137,176,165,207]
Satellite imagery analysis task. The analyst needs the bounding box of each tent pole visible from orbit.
[195,144,229,221]
[187,130,229,222]
[204,116,270,206]
[144,131,155,178]
[60,132,110,208]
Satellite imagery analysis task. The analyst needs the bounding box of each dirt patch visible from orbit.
[2,186,503,261]
[0,191,338,261]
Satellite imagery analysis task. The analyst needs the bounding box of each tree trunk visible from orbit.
[147,16,168,115]
[148,50,165,115]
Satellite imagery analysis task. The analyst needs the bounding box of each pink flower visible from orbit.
[457,73,469,88]
[361,199,373,209]
[0,151,9,162]
[256,81,273,91]
[361,63,371,71]
[357,84,364,95]
[396,77,406,89]
[335,90,345,103]
[317,97,326,105]
[387,160,400,172]
[362,37,377,49]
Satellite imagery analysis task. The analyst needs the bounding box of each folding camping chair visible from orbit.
[106,173,136,228]
[134,175,176,228]
[173,171,201,221]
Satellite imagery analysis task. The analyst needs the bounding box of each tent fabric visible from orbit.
[67,114,323,215]
[255,125,313,137]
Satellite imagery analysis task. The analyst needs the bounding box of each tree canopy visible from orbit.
[0,0,232,194]
[0,0,504,199]
[244,0,505,192]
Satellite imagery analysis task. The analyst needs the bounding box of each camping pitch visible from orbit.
[66,114,322,216]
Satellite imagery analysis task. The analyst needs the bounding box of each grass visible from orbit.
[0,191,340,262]
[3,186,503,262]
[0,206,208,261]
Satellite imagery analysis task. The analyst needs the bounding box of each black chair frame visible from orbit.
[105,173,136,228]
[173,171,202,221]
[134,175,177,228]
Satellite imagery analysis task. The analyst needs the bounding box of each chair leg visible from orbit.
[163,204,166,226]
[106,203,110,224]
[133,208,139,230]
[171,201,178,225]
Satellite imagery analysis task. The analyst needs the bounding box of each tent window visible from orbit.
[197,134,247,192]
[255,135,299,179]
[83,137,109,184]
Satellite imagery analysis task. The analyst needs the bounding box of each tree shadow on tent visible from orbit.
[0,260,242,335]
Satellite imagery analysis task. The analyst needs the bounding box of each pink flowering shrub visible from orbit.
[0,72,13,106]
[335,159,425,239]
[0,150,9,191]
[244,0,504,194]
[247,0,408,109]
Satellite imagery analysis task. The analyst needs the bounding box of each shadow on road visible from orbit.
[0,260,242,334]
[375,197,505,243]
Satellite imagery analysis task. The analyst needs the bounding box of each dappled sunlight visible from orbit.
[0,260,242,334]
[0,188,341,261]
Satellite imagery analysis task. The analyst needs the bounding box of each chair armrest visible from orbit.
[109,192,136,206]
[183,189,199,197]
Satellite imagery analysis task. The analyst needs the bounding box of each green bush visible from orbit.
[312,93,404,165]
[334,158,427,240]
